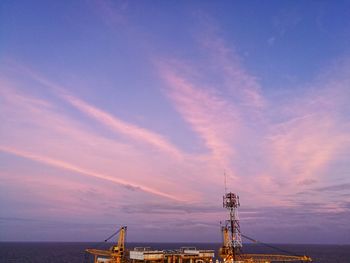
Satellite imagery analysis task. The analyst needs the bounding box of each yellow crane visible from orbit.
[85,226,128,263]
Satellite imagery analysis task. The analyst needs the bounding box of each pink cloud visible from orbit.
[3,65,243,201]
[199,27,266,110]
[61,93,183,158]
[0,170,99,219]
[0,145,182,201]
[266,110,349,188]
[0,78,199,203]
[160,64,240,173]
[154,28,268,187]
[155,35,350,207]
[12,68,184,159]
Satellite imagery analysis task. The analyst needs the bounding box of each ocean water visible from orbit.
[0,242,349,263]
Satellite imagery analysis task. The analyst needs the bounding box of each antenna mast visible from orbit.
[223,192,242,262]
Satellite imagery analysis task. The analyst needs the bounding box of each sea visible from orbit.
[0,242,349,263]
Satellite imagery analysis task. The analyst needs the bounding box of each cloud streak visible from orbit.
[13,67,184,158]
[160,65,239,171]
[0,145,182,201]
[0,75,198,205]
[61,93,183,158]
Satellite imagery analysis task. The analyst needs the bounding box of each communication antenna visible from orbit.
[223,192,242,262]
[224,171,228,194]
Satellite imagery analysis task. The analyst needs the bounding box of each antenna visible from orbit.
[224,171,227,194]
[223,192,242,262]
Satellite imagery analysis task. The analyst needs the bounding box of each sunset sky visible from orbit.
[1,1,350,244]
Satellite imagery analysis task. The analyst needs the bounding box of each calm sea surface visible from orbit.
[0,242,349,263]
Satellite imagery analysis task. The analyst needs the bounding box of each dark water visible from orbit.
[0,242,349,263]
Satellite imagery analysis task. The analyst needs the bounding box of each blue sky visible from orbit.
[1,0,350,244]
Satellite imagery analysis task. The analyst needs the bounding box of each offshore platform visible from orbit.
[85,192,312,263]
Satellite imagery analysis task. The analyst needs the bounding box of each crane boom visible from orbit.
[85,225,127,263]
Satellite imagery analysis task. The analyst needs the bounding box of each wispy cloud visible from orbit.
[265,76,350,189]
[91,0,129,27]
[154,24,271,187]
[15,68,184,158]
[0,74,198,204]
[268,116,338,184]
[61,93,183,158]
[159,64,239,171]
[201,35,266,110]
[155,23,350,210]
[316,183,350,192]
[0,145,181,201]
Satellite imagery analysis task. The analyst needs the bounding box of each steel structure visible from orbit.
[219,192,312,263]
[85,226,127,263]
[222,192,242,262]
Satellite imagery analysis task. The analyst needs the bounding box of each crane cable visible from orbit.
[84,227,124,262]
[104,228,122,242]
[91,227,123,250]
[241,233,303,258]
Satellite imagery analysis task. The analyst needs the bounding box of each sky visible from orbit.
[1,0,350,244]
